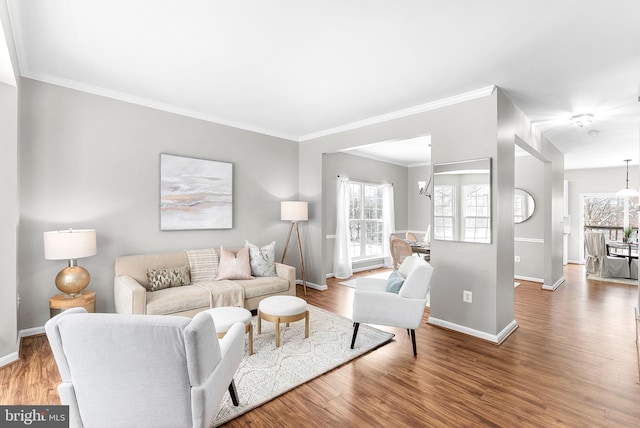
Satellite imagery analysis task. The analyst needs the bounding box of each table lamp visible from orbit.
[44,229,97,297]
[280,201,308,295]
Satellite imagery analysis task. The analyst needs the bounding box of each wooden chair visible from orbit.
[390,237,413,270]
[405,232,418,241]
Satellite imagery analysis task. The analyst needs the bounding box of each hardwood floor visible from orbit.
[2,264,640,427]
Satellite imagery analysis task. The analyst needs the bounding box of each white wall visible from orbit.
[18,78,299,330]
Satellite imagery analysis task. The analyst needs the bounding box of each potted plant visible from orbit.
[623,226,633,242]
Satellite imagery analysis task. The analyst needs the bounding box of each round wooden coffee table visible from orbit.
[257,296,309,347]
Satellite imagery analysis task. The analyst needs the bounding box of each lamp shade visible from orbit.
[281,201,308,222]
[616,188,640,197]
[44,229,97,260]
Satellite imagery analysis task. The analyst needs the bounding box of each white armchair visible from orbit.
[45,308,245,428]
[351,255,434,356]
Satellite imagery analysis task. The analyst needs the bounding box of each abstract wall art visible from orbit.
[160,154,233,230]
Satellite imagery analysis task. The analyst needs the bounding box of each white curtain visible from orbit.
[382,183,396,268]
[334,176,353,279]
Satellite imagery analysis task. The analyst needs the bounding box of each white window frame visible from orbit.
[462,184,491,243]
[434,184,455,240]
[348,181,385,261]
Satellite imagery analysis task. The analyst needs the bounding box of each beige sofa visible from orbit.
[114,249,296,317]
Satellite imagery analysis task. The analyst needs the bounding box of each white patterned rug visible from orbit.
[587,274,639,286]
[339,271,391,288]
[211,305,394,426]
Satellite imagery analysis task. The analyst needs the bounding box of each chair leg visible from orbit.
[410,329,417,357]
[350,323,360,349]
[228,379,239,406]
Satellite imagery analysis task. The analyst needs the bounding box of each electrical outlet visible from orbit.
[463,290,472,303]
[514,256,521,263]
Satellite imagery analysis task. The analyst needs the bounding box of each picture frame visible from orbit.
[160,153,233,230]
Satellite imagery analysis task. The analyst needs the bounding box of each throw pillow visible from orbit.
[245,240,277,277]
[146,266,191,291]
[186,248,219,282]
[385,270,405,294]
[216,247,254,280]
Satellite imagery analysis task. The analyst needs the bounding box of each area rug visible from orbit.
[339,270,391,288]
[211,304,394,426]
[587,274,639,285]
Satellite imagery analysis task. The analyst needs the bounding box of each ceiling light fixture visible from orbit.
[616,159,639,197]
[569,113,593,127]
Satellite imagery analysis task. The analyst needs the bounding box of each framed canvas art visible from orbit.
[160,154,233,230]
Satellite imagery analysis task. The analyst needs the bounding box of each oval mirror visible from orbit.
[514,188,535,223]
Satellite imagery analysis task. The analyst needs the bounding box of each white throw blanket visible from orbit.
[195,280,245,308]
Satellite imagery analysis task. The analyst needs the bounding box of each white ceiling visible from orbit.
[7,0,640,169]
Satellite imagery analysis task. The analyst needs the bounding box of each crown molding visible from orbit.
[21,71,299,142]
[299,85,496,142]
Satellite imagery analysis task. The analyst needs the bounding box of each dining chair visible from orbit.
[390,237,413,270]
[584,231,629,278]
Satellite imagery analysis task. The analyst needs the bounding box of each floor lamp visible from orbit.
[281,201,308,295]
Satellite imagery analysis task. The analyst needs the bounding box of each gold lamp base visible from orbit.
[55,265,90,297]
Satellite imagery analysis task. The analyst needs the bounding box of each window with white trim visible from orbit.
[348,181,384,259]
[463,184,490,243]
[434,184,455,240]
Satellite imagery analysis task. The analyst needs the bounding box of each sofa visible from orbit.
[114,247,296,317]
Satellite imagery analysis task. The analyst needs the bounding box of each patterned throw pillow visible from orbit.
[245,240,277,277]
[186,248,219,282]
[146,266,191,291]
[216,247,254,280]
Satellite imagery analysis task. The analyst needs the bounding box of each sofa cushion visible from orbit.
[145,266,191,291]
[245,240,277,277]
[186,248,219,282]
[234,277,289,300]
[145,285,211,315]
[216,247,253,280]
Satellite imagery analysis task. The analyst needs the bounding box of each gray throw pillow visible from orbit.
[145,266,191,291]
[245,240,277,277]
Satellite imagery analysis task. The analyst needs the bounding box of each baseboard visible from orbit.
[428,317,519,344]
[515,275,544,283]
[542,277,565,291]
[19,326,45,338]
[299,280,328,291]
[568,260,584,265]
[0,351,18,368]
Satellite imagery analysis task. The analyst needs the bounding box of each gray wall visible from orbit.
[514,154,545,280]
[0,82,18,360]
[298,88,562,340]
[408,164,431,233]
[0,2,19,364]
[18,78,299,330]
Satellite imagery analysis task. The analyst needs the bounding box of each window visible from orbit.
[348,182,384,259]
[583,194,639,241]
[463,184,490,243]
[434,184,454,240]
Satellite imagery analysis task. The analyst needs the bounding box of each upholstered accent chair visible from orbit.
[351,256,434,356]
[584,231,630,278]
[45,308,245,428]
[390,237,413,270]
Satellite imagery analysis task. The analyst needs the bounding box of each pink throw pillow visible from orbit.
[216,247,254,280]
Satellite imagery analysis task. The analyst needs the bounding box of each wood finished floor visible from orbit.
[2,264,640,427]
